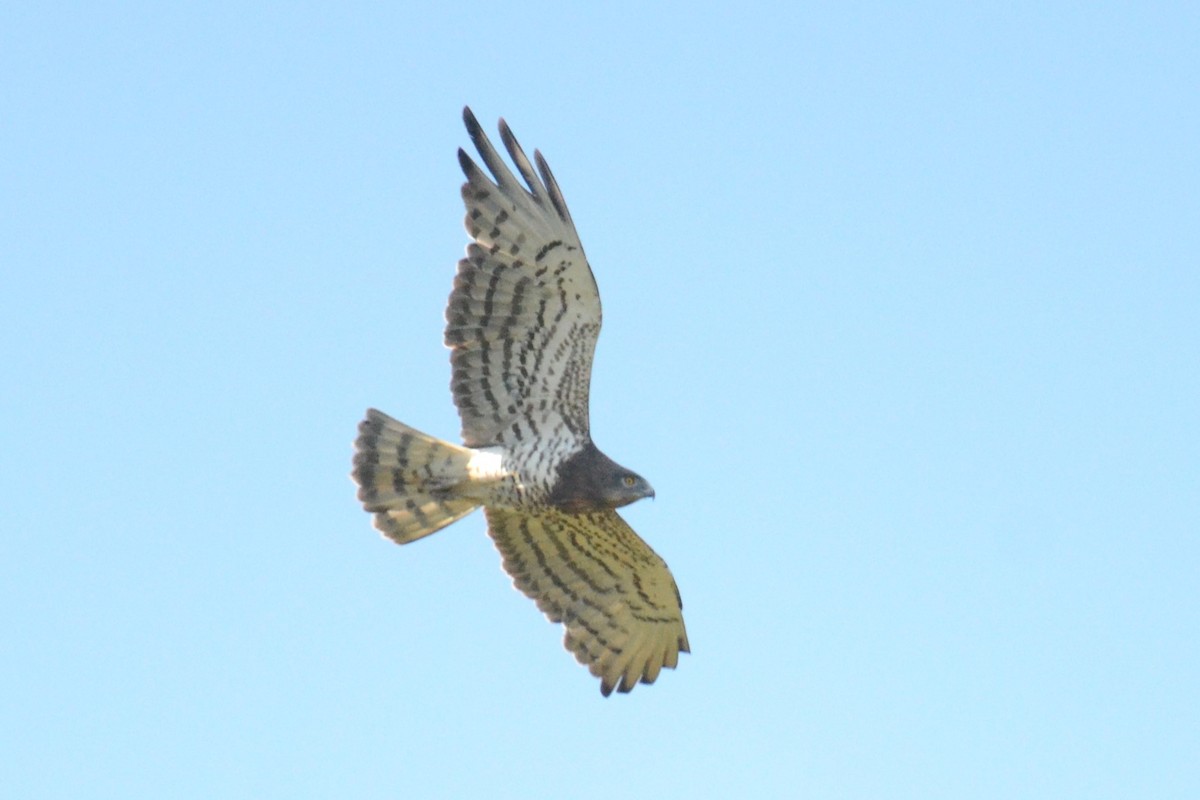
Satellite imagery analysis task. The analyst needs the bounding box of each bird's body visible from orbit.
[353,108,687,696]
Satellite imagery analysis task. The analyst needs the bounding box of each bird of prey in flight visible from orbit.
[353,108,688,696]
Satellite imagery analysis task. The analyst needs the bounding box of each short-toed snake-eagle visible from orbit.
[353,108,688,696]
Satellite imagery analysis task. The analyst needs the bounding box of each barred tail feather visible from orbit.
[352,408,481,544]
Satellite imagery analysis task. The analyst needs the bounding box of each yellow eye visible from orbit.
[622,475,636,487]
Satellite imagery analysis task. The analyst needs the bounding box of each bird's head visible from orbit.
[605,468,655,508]
[550,443,655,512]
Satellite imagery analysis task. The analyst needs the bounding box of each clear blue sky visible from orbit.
[3,3,1197,798]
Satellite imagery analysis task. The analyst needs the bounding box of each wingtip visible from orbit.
[457,146,474,174]
[498,118,519,156]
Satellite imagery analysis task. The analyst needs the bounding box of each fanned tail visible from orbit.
[352,409,481,543]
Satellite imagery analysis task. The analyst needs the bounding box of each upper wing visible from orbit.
[485,507,689,696]
[446,107,601,448]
